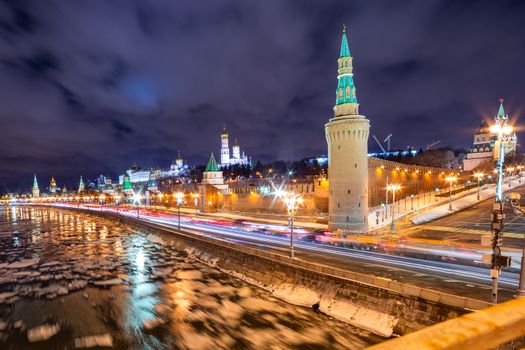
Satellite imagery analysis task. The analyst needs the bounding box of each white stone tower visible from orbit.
[325,25,370,232]
[220,125,230,166]
[78,176,85,193]
[176,150,184,169]
[32,174,40,198]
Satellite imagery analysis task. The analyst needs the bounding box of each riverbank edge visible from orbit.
[41,205,490,337]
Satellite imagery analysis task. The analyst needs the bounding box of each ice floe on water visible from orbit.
[27,323,60,342]
[0,206,382,349]
[74,333,113,348]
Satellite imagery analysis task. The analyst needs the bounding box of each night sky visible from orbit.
[1,0,524,192]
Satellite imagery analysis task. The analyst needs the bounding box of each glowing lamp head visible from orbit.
[133,193,142,204]
[445,176,457,182]
[474,172,484,179]
[387,184,401,191]
[174,191,184,204]
[274,189,286,198]
[490,124,513,135]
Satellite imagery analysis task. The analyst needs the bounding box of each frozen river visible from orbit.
[0,206,381,349]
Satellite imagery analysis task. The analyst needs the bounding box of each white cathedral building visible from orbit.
[219,126,250,168]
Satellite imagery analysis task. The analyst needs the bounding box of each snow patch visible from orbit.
[272,283,320,307]
[320,298,398,337]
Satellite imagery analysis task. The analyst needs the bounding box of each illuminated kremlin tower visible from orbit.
[219,125,249,167]
[32,174,40,198]
[49,177,58,194]
[220,126,230,166]
[325,25,370,232]
[78,176,85,193]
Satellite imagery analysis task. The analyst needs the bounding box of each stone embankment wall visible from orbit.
[73,208,488,338]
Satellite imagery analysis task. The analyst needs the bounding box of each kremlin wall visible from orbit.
[196,157,455,220]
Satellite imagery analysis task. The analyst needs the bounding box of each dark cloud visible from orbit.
[0,0,524,191]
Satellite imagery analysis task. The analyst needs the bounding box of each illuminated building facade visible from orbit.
[463,101,517,171]
[49,177,58,194]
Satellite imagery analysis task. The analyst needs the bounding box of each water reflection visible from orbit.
[0,206,381,349]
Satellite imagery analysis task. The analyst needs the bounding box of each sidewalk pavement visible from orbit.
[368,176,522,231]
[412,177,524,224]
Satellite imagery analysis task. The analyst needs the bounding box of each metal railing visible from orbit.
[365,297,525,350]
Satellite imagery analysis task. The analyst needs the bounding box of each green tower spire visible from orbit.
[122,172,132,191]
[340,24,351,57]
[78,176,85,193]
[32,174,40,198]
[205,153,219,172]
[335,25,357,107]
[498,98,505,117]
[33,174,39,190]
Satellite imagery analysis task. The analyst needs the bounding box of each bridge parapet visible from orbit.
[366,297,525,350]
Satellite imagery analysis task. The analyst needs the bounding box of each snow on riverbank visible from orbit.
[176,238,395,337]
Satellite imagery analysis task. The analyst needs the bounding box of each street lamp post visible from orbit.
[507,167,515,188]
[114,195,121,213]
[174,192,184,230]
[99,194,106,211]
[445,176,457,211]
[488,102,514,304]
[279,191,302,259]
[133,193,142,219]
[191,193,200,215]
[385,176,389,220]
[387,184,401,232]
[474,172,484,201]
[156,193,164,211]
[411,194,414,210]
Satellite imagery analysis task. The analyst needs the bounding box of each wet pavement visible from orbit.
[0,206,382,349]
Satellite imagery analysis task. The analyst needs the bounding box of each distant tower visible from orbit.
[232,138,241,160]
[78,176,85,193]
[32,174,40,198]
[494,100,517,158]
[325,25,370,232]
[203,153,227,191]
[122,171,133,196]
[147,171,158,193]
[203,153,223,185]
[62,185,67,194]
[50,177,57,194]
[220,125,230,166]
[176,150,184,169]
